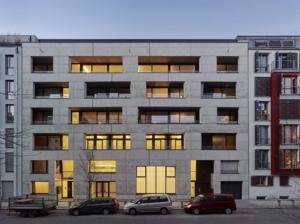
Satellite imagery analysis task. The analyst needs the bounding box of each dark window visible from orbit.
[5,128,14,148]
[255,150,269,169]
[32,108,53,124]
[86,82,130,98]
[279,176,289,186]
[32,56,53,72]
[255,77,270,97]
[280,100,300,119]
[217,57,238,72]
[255,52,268,73]
[6,105,14,123]
[217,108,238,124]
[275,53,298,70]
[5,152,14,172]
[251,176,273,186]
[202,82,236,98]
[202,133,236,150]
[32,160,48,174]
[255,126,270,145]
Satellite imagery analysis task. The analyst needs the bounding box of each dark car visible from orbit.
[184,194,236,215]
[69,198,119,216]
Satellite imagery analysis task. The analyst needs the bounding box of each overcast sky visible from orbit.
[1,0,300,39]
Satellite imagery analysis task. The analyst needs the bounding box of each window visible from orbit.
[34,83,69,99]
[5,152,14,172]
[70,56,123,73]
[255,126,270,145]
[6,105,14,123]
[5,55,14,75]
[190,160,196,198]
[34,134,69,150]
[217,108,238,124]
[217,57,238,72]
[281,76,299,95]
[32,108,53,124]
[221,161,239,174]
[5,128,14,148]
[89,160,116,173]
[31,160,48,174]
[5,80,14,99]
[136,166,176,194]
[146,134,183,150]
[255,101,270,121]
[89,181,116,198]
[202,82,236,98]
[281,125,298,144]
[279,176,290,186]
[280,149,300,169]
[85,134,131,150]
[86,82,130,98]
[275,53,298,70]
[255,150,269,170]
[255,53,268,73]
[32,181,49,194]
[32,57,53,72]
[71,110,122,124]
[138,56,199,73]
[146,82,184,98]
[202,133,236,150]
[251,176,273,186]
[255,77,270,97]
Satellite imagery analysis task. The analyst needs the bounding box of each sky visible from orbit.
[1,0,300,39]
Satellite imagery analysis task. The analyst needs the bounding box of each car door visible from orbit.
[146,196,159,213]
[80,201,93,214]
[136,197,150,213]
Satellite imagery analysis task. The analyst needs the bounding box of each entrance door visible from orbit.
[195,161,214,195]
[221,181,242,199]
[62,180,73,198]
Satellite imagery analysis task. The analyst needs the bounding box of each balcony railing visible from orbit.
[86,93,130,99]
[32,120,53,125]
[272,60,299,70]
[255,162,270,170]
[280,162,300,169]
[139,119,199,124]
[280,137,300,145]
[255,138,271,145]
[281,87,300,96]
[217,116,238,124]
[35,94,69,99]
[202,145,236,150]
[34,146,65,150]
[255,113,271,121]
[202,93,235,99]
[74,119,122,124]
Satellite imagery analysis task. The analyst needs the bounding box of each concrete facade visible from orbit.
[21,40,249,200]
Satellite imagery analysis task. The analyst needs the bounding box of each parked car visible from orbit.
[69,197,119,215]
[124,194,173,215]
[184,194,236,215]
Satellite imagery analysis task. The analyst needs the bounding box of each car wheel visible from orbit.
[72,209,80,216]
[103,208,110,215]
[160,208,168,215]
[193,208,200,215]
[225,208,232,214]
[129,208,137,216]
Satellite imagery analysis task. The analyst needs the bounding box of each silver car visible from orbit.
[124,195,173,215]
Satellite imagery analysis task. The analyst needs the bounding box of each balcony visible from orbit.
[32,108,53,125]
[138,56,199,73]
[139,108,199,124]
[34,134,69,150]
[202,82,236,99]
[272,60,299,71]
[202,133,236,150]
[146,82,184,98]
[70,56,123,73]
[280,137,300,145]
[34,82,69,99]
[71,109,122,124]
[86,82,130,99]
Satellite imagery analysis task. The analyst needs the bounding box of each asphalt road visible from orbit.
[1,208,300,224]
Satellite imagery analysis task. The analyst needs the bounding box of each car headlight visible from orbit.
[186,204,192,208]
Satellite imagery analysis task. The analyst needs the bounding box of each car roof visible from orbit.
[196,194,234,198]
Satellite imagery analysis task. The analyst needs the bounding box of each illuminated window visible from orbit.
[136,166,176,194]
[93,65,107,73]
[82,65,92,73]
[62,135,69,150]
[89,160,116,173]
[138,65,152,72]
[89,181,116,198]
[71,111,122,124]
[63,88,69,98]
[170,135,183,150]
[32,181,49,194]
[112,135,131,150]
[109,65,123,73]
[71,64,81,73]
[72,112,79,124]
[146,134,183,150]
[152,65,168,72]
[85,134,130,150]
[190,160,196,197]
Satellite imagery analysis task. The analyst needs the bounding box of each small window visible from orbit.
[6,104,14,123]
[32,57,53,72]
[32,181,49,194]
[5,152,14,172]
[5,128,14,148]
[5,80,14,99]
[5,55,14,75]
[279,176,289,186]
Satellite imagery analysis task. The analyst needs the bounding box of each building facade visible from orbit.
[238,36,300,199]
[20,39,249,201]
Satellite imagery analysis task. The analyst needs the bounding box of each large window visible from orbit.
[281,125,298,144]
[85,134,131,150]
[32,181,49,194]
[32,108,53,124]
[5,80,14,99]
[34,134,69,150]
[71,110,122,124]
[202,82,236,98]
[86,82,130,98]
[31,160,48,174]
[217,108,238,124]
[136,166,176,194]
[255,77,270,97]
[281,76,299,95]
[34,83,69,99]
[32,56,53,72]
[146,82,184,98]
[89,160,116,173]
[89,181,116,198]
[280,149,300,169]
[202,133,236,150]
[146,134,183,150]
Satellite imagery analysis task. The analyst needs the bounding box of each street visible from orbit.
[1,208,300,224]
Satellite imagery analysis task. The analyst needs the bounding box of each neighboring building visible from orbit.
[0,35,37,200]
[238,36,300,199]
[21,39,249,201]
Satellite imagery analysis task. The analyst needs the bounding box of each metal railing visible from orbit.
[255,137,271,145]
[255,113,271,121]
[280,137,300,145]
[281,87,300,96]
[202,93,236,99]
[255,162,270,170]
[32,120,53,125]
[86,93,130,99]
[272,60,299,70]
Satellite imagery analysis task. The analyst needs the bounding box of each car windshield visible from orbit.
[192,196,203,202]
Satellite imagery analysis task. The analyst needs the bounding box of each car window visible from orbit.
[158,196,168,202]
[140,197,150,204]
[148,196,160,203]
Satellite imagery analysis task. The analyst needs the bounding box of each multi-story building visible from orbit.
[238,36,300,199]
[20,39,249,201]
[0,35,37,200]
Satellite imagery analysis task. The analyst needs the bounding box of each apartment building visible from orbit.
[20,39,249,201]
[238,36,300,199]
[0,35,37,200]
